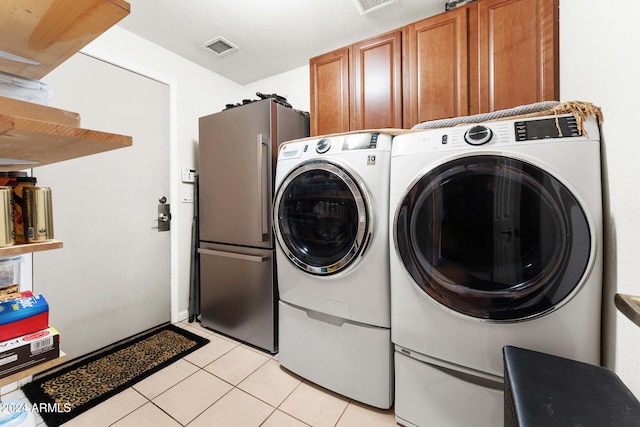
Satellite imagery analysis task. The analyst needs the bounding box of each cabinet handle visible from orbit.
[258,133,269,240]
[197,248,268,263]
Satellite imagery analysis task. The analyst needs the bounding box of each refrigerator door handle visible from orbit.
[198,248,269,263]
[258,133,269,240]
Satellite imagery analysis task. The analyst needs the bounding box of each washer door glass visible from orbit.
[395,155,591,321]
[275,160,369,275]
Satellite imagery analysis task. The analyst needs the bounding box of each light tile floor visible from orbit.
[9,321,398,427]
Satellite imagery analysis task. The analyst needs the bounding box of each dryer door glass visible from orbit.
[274,160,370,275]
[395,155,591,321]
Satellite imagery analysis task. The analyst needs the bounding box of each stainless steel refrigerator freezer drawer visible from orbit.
[198,243,277,353]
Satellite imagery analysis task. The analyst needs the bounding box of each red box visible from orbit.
[0,327,60,379]
[0,294,49,342]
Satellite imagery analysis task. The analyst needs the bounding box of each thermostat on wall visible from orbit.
[181,168,196,183]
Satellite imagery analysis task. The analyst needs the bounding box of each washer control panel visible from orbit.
[278,132,392,161]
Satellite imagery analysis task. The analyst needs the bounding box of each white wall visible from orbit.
[241,65,311,113]
[560,0,640,395]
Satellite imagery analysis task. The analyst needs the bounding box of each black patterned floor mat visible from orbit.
[22,324,209,426]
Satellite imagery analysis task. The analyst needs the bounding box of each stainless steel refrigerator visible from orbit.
[198,98,309,353]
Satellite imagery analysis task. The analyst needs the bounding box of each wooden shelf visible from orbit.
[0,240,63,258]
[0,0,130,80]
[0,113,132,172]
[0,351,66,388]
[0,96,80,128]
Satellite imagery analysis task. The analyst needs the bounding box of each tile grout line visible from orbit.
[176,322,316,426]
[137,347,273,426]
[172,322,365,426]
[106,388,148,427]
[272,380,313,426]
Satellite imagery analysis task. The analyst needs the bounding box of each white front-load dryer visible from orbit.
[274,132,393,409]
[389,114,603,427]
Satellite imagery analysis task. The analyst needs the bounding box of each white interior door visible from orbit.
[34,53,171,359]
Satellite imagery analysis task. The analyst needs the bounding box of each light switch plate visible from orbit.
[182,191,194,203]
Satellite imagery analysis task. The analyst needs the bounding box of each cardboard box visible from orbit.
[0,290,32,303]
[0,327,60,379]
[0,294,48,341]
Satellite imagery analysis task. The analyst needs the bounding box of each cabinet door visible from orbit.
[350,31,403,130]
[310,47,350,136]
[478,0,559,112]
[405,7,470,128]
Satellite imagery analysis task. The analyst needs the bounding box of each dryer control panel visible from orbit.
[515,116,581,141]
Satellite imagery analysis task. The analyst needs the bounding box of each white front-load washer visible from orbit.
[389,114,603,426]
[274,132,394,409]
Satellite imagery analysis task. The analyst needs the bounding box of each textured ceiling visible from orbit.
[117,0,446,85]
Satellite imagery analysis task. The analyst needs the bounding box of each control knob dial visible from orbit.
[464,125,493,146]
[316,138,331,154]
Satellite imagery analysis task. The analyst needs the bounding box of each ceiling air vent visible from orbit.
[202,36,239,57]
[352,0,395,15]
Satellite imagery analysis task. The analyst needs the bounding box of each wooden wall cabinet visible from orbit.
[350,31,403,131]
[404,6,472,128]
[310,47,351,136]
[310,30,403,136]
[311,0,559,131]
[404,0,558,128]
[477,0,559,112]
